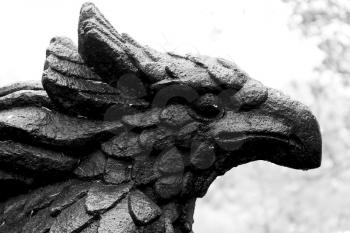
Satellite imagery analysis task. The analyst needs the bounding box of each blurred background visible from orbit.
[1,0,349,232]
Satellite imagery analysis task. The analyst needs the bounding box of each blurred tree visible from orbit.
[283,0,350,84]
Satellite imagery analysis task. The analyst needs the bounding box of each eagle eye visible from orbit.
[193,93,223,118]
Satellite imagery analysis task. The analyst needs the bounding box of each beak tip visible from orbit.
[294,115,322,170]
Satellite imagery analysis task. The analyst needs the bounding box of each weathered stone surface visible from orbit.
[182,171,219,198]
[50,181,91,216]
[149,75,216,94]
[43,67,118,94]
[156,147,184,174]
[215,57,238,69]
[0,180,73,231]
[210,112,290,150]
[191,171,218,198]
[24,181,73,216]
[233,79,268,109]
[78,3,139,83]
[43,33,150,120]
[46,54,102,81]
[205,56,248,90]
[104,158,132,184]
[162,202,179,223]
[22,207,55,233]
[150,79,199,107]
[180,172,195,198]
[80,221,99,233]
[138,216,166,233]
[46,36,85,64]
[139,61,167,83]
[0,81,43,98]
[155,175,183,200]
[160,105,192,127]
[0,90,53,110]
[122,108,161,128]
[177,199,196,233]
[85,182,131,214]
[74,150,107,178]
[0,170,32,200]
[164,219,175,233]
[129,190,161,225]
[43,67,148,118]
[0,140,77,173]
[116,73,147,99]
[101,132,142,158]
[190,142,216,170]
[132,154,160,185]
[1,194,27,224]
[138,127,175,151]
[78,2,177,87]
[150,57,219,92]
[0,169,33,186]
[0,220,26,233]
[176,122,200,148]
[98,197,137,233]
[50,197,93,233]
[0,107,123,148]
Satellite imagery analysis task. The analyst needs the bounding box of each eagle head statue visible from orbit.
[0,3,321,233]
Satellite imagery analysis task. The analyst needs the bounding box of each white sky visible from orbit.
[0,0,323,92]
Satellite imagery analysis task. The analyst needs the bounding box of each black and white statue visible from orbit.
[0,3,321,233]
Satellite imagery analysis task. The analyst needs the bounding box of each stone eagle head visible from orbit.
[0,2,321,233]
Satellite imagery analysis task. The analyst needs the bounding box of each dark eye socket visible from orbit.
[193,94,223,118]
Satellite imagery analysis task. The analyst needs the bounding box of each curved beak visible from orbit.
[210,88,322,171]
